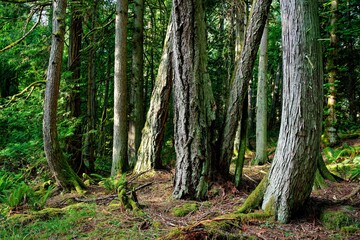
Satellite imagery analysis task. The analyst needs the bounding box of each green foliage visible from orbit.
[323,143,360,180]
[97,174,127,193]
[0,171,53,211]
[171,203,198,217]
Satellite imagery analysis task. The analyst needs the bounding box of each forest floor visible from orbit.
[1,140,360,239]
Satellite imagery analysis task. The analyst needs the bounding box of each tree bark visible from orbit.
[43,0,85,191]
[112,0,129,176]
[172,0,215,200]
[131,0,145,160]
[85,0,98,173]
[262,0,323,223]
[219,0,272,177]
[134,20,173,173]
[66,3,84,174]
[254,19,268,165]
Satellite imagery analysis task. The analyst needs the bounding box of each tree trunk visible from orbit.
[219,0,272,177]
[98,45,112,156]
[262,0,323,223]
[233,0,248,157]
[43,0,85,191]
[131,0,145,161]
[66,3,84,174]
[134,20,173,173]
[254,19,268,165]
[172,0,215,200]
[323,0,339,146]
[112,0,129,176]
[85,0,98,173]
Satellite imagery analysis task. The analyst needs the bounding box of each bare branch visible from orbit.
[0,6,44,53]
[1,80,46,108]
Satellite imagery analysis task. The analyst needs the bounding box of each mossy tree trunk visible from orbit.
[134,20,173,173]
[172,0,216,200]
[43,0,85,191]
[112,0,129,176]
[261,0,323,223]
[219,0,272,177]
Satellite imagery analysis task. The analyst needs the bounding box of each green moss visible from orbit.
[320,208,357,230]
[237,176,268,213]
[341,225,360,234]
[171,203,198,217]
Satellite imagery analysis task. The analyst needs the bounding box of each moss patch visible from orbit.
[171,203,198,217]
[320,207,358,230]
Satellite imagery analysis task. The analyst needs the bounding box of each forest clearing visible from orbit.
[1,0,360,239]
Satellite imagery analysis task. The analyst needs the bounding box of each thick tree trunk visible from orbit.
[43,0,85,191]
[233,0,248,156]
[262,0,323,223]
[254,19,268,165]
[172,0,215,200]
[134,21,173,173]
[323,0,339,146]
[112,0,129,176]
[131,0,145,160]
[66,4,84,174]
[219,0,272,177]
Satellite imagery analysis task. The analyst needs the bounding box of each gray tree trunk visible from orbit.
[219,0,272,176]
[131,0,145,160]
[134,21,173,173]
[112,0,129,176]
[172,0,215,200]
[262,0,323,223]
[254,19,268,165]
[43,0,84,191]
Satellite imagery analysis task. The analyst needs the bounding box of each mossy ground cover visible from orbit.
[1,139,359,239]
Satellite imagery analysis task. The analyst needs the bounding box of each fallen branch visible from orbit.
[2,80,46,108]
[74,182,153,203]
[335,185,360,204]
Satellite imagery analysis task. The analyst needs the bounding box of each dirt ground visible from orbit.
[130,165,360,239]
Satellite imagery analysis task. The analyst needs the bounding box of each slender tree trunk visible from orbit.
[268,59,282,129]
[324,0,339,146]
[132,0,145,160]
[43,0,84,191]
[262,0,323,223]
[66,3,84,174]
[85,0,98,173]
[219,0,272,177]
[134,21,173,173]
[112,0,129,176]
[254,19,268,165]
[172,0,215,200]
[99,46,112,156]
